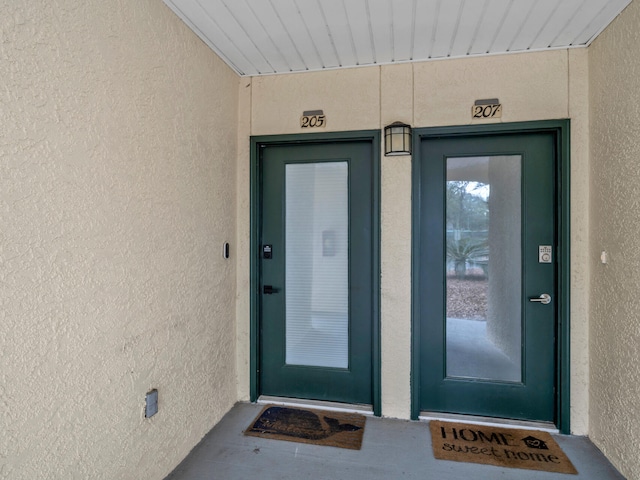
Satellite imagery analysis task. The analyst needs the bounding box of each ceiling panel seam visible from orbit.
[221,0,275,74]
[486,0,513,54]
[467,0,489,55]
[317,0,343,67]
[549,0,587,47]
[193,0,252,74]
[341,0,360,65]
[573,2,608,45]
[527,2,562,50]
[390,0,395,61]
[294,0,325,68]
[506,1,537,52]
[447,0,465,57]
[409,0,417,60]
[244,1,292,72]
[268,0,309,71]
[428,0,442,58]
[365,0,378,64]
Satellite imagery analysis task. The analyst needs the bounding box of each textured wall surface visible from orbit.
[589,1,640,478]
[242,52,591,432]
[380,64,413,420]
[413,50,568,126]
[1,1,239,478]
[568,48,591,436]
[235,79,252,401]
[251,68,380,135]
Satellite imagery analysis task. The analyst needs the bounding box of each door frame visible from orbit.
[410,120,571,433]
[250,130,382,416]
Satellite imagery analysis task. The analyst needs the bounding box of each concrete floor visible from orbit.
[165,402,624,480]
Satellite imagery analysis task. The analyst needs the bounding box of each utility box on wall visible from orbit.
[145,389,158,418]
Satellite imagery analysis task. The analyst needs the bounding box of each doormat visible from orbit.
[429,420,577,475]
[244,405,366,450]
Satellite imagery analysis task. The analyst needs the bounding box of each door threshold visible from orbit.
[419,411,559,434]
[257,396,374,416]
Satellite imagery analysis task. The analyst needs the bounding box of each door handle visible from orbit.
[529,293,551,305]
[263,285,279,295]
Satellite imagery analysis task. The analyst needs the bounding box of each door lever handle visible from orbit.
[529,293,551,305]
[263,285,279,295]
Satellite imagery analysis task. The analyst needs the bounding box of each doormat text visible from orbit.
[429,420,577,474]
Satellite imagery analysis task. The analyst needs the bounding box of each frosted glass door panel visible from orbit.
[445,156,522,382]
[285,162,349,368]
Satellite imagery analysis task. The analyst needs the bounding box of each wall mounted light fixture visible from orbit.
[384,122,412,156]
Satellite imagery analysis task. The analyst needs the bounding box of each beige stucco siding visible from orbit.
[241,49,591,434]
[1,1,239,479]
[380,64,414,419]
[568,47,591,437]
[12,0,635,475]
[251,68,381,135]
[236,79,253,404]
[589,0,640,478]
[413,51,568,126]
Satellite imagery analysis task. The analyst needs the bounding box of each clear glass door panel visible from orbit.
[285,162,349,368]
[445,156,522,382]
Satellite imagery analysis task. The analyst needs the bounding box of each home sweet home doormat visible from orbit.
[429,420,577,474]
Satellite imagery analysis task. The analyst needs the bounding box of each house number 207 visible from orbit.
[300,114,326,128]
[472,104,502,119]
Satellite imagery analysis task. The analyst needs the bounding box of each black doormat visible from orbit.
[430,420,577,474]
[244,405,366,450]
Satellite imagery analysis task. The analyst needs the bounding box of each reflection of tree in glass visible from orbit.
[447,181,489,232]
[446,181,490,278]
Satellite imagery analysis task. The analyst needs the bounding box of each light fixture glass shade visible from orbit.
[384,122,412,156]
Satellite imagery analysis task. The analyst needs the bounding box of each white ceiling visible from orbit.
[163,0,631,77]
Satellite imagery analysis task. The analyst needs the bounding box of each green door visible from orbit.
[259,140,375,405]
[416,131,557,422]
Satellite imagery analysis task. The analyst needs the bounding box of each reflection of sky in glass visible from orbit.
[465,182,490,200]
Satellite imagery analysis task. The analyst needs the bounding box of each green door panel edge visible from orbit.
[410,120,571,434]
[250,130,382,416]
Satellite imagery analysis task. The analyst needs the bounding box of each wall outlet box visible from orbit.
[145,389,158,418]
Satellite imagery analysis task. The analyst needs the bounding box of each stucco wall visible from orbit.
[240,50,591,432]
[589,0,640,478]
[1,1,239,479]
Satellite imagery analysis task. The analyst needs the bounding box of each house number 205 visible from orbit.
[300,114,326,128]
